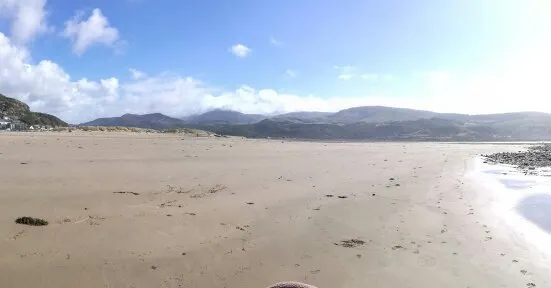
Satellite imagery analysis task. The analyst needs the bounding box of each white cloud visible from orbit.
[0,31,416,123]
[270,37,282,46]
[0,0,49,43]
[128,68,146,80]
[337,74,354,80]
[230,44,251,58]
[334,65,356,80]
[62,8,120,55]
[285,69,297,78]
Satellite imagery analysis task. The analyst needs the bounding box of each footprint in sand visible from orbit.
[10,229,27,240]
[310,269,321,274]
[418,255,436,267]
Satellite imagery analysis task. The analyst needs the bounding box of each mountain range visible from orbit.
[4,91,551,141]
[80,106,551,141]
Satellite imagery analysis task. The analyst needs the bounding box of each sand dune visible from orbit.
[0,132,549,287]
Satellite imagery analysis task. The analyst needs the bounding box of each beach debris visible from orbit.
[391,245,405,250]
[325,194,334,198]
[246,202,255,205]
[189,184,228,198]
[208,184,227,194]
[337,195,348,199]
[15,216,48,226]
[334,239,366,248]
[87,215,106,226]
[113,191,141,196]
[483,144,551,174]
[160,200,178,208]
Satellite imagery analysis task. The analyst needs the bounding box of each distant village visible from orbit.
[0,116,54,131]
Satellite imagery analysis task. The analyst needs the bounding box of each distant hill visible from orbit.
[208,107,551,141]
[80,113,186,130]
[0,93,67,127]
[211,118,493,141]
[80,106,551,141]
[184,109,266,125]
[270,111,333,123]
[323,106,438,124]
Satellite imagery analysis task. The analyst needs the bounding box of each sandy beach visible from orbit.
[0,132,550,288]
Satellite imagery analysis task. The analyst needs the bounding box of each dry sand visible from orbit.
[0,132,550,288]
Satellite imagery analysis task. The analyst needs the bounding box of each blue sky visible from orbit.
[0,0,550,123]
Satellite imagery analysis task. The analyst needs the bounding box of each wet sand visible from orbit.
[0,132,550,288]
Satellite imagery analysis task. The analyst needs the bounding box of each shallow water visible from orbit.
[475,157,551,243]
[517,194,551,234]
[499,178,536,190]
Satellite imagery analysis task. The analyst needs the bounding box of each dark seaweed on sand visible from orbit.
[15,216,49,226]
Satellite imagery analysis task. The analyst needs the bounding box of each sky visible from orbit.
[0,0,550,123]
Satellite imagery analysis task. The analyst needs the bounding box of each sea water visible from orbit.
[472,157,551,255]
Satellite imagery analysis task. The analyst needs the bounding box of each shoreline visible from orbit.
[472,157,551,257]
[2,130,551,145]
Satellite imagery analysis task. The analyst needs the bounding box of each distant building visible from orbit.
[0,119,10,130]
